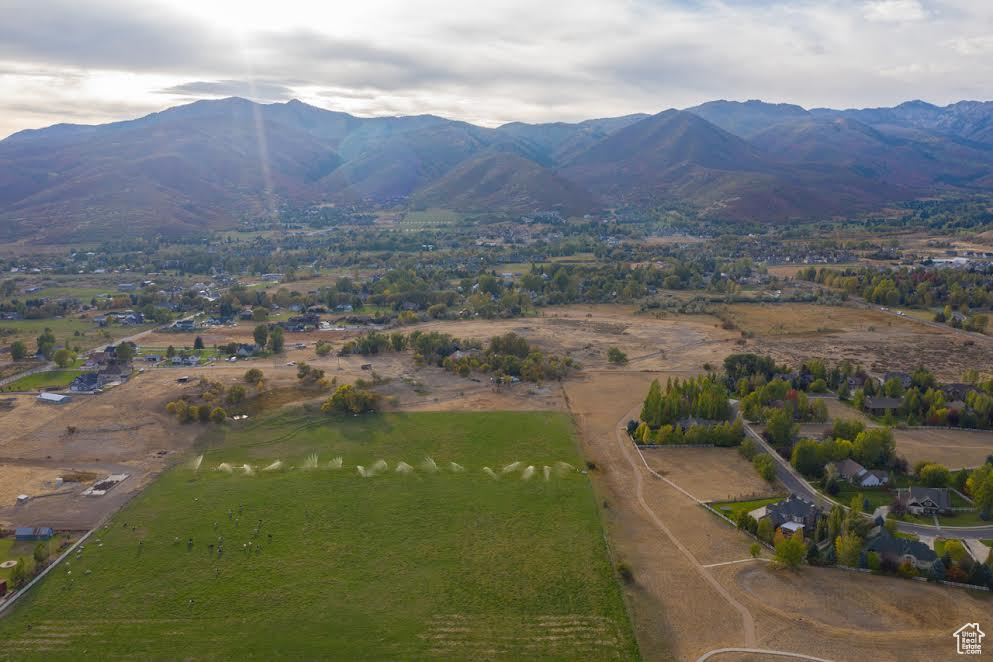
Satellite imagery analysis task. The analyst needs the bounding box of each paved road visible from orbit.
[743,421,993,539]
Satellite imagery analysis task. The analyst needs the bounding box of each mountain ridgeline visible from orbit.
[2,97,993,240]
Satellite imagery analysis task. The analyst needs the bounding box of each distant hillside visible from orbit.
[2,96,993,240]
[411,152,596,215]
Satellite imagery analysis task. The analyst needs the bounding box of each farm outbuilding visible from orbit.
[15,527,54,541]
[36,392,71,404]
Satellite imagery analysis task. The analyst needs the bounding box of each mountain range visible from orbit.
[2,97,993,241]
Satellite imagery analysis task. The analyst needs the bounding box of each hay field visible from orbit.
[0,411,637,661]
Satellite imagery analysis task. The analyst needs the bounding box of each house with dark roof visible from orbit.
[69,372,104,392]
[940,383,979,401]
[864,529,937,570]
[748,494,824,537]
[864,396,903,415]
[896,487,951,515]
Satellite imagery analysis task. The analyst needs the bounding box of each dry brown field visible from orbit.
[724,302,993,380]
[641,447,781,502]
[894,427,993,468]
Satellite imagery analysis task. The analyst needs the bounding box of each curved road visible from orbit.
[743,421,993,538]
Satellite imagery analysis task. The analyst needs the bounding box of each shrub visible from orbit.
[244,368,264,385]
[606,347,628,365]
[617,562,634,584]
[753,454,776,481]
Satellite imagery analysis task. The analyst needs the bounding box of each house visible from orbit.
[37,392,70,404]
[172,319,196,332]
[15,526,54,541]
[864,529,937,570]
[864,396,902,415]
[941,383,979,401]
[749,494,824,536]
[69,372,103,392]
[829,458,888,487]
[239,309,255,321]
[100,363,132,381]
[896,487,951,515]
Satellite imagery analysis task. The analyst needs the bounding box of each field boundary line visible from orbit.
[697,647,835,662]
[614,405,757,647]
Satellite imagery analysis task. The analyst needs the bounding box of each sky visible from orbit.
[1,0,993,138]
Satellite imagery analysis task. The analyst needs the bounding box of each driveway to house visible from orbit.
[742,420,993,539]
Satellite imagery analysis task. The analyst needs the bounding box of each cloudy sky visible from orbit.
[1,0,992,138]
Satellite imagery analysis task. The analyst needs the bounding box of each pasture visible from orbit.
[0,410,637,660]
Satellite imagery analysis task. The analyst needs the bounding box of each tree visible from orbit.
[852,427,894,468]
[209,407,227,423]
[9,558,26,588]
[739,437,758,460]
[33,542,49,564]
[193,336,205,350]
[115,342,135,363]
[36,327,56,359]
[321,383,380,414]
[641,379,662,428]
[225,384,246,404]
[918,463,951,488]
[253,324,269,348]
[268,326,285,353]
[244,368,264,385]
[315,341,332,357]
[757,517,774,543]
[166,345,176,358]
[607,347,628,365]
[252,307,269,322]
[749,542,761,558]
[10,340,27,360]
[773,536,805,568]
[197,404,212,423]
[835,534,863,567]
[790,439,824,477]
[966,463,993,518]
[53,348,73,368]
[753,454,776,481]
[944,539,968,564]
[765,408,797,446]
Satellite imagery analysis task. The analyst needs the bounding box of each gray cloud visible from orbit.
[158,80,296,102]
[1,0,992,137]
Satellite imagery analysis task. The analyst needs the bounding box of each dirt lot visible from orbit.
[0,464,65,506]
[641,447,781,503]
[894,427,993,468]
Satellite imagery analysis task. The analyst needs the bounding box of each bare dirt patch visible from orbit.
[641,447,781,503]
[0,464,66,505]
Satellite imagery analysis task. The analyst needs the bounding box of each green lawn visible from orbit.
[711,496,784,520]
[0,536,67,583]
[0,369,83,392]
[895,509,989,527]
[830,485,892,513]
[0,410,638,660]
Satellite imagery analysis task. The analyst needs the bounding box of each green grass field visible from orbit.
[0,410,637,660]
[711,496,784,520]
[0,369,83,392]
